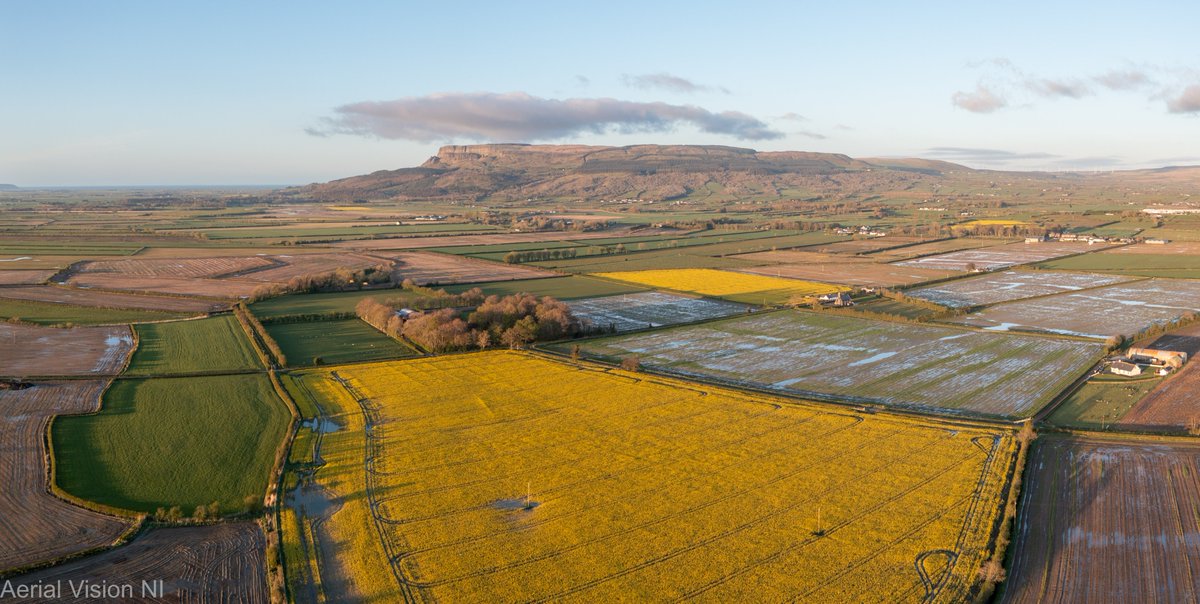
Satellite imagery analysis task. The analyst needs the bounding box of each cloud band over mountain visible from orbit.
[310,92,783,142]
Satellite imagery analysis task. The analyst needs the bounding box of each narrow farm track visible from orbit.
[0,381,134,572]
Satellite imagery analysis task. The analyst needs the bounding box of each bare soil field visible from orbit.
[0,270,56,285]
[66,273,260,298]
[569,291,748,332]
[803,236,929,254]
[0,285,225,312]
[948,278,1200,338]
[235,253,381,282]
[67,253,384,298]
[897,241,1107,271]
[570,311,1103,418]
[1116,324,1200,429]
[0,381,134,572]
[329,227,677,250]
[907,271,1137,307]
[739,261,955,287]
[79,256,277,279]
[1004,436,1200,603]
[380,251,555,284]
[0,324,133,376]
[131,247,336,259]
[733,249,877,265]
[868,238,1014,261]
[4,523,268,603]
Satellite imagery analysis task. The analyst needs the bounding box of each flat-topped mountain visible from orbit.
[284,144,973,202]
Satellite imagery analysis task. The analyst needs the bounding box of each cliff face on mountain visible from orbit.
[284,144,973,202]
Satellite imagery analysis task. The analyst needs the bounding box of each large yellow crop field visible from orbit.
[595,268,846,303]
[282,351,1015,603]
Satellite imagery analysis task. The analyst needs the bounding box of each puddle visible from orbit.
[493,498,540,511]
[0,256,32,262]
[105,335,133,347]
[848,351,898,367]
[304,417,343,434]
[288,480,341,519]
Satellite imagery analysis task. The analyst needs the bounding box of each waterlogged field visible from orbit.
[0,323,133,377]
[569,291,748,332]
[948,278,1200,338]
[283,352,1016,603]
[570,311,1103,418]
[0,381,133,572]
[1004,436,1200,603]
[897,241,1109,271]
[595,268,845,304]
[126,315,262,375]
[907,271,1136,308]
[53,374,290,513]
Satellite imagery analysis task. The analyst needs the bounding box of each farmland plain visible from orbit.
[52,374,290,513]
[266,318,419,366]
[897,241,1111,271]
[3,523,268,603]
[0,323,133,376]
[0,381,134,572]
[568,311,1104,417]
[595,268,845,304]
[1004,436,1200,603]
[283,352,1016,602]
[569,291,749,332]
[947,278,1200,338]
[906,270,1136,308]
[125,315,262,374]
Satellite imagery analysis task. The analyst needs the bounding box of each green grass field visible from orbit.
[1044,376,1163,429]
[1040,253,1200,278]
[266,318,419,366]
[126,315,262,374]
[52,374,291,513]
[0,298,190,325]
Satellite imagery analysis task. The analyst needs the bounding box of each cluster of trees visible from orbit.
[355,292,581,353]
[503,248,580,264]
[233,303,287,366]
[249,265,393,301]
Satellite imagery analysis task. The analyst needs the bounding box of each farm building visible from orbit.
[1110,361,1143,376]
[817,291,854,307]
[1128,347,1188,368]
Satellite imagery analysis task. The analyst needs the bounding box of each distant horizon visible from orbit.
[4,1,1199,185]
[4,142,1199,189]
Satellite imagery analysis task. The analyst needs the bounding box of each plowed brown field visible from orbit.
[1004,436,1200,603]
[0,381,133,572]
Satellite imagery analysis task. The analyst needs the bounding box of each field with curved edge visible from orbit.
[52,374,291,513]
[280,351,1016,603]
[595,268,845,304]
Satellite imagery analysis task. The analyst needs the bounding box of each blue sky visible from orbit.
[2,1,1198,185]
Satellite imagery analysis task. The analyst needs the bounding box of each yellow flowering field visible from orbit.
[595,268,846,304]
[282,351,1016,603]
